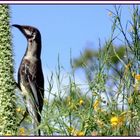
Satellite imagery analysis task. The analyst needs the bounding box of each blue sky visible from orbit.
[11,5,132,83]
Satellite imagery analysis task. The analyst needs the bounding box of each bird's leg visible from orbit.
[17,109,28,126]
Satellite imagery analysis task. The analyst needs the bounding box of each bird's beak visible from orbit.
[12,24,30,39]
[12,24,21,28]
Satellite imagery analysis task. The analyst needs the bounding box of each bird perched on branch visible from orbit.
[13,24,44,136]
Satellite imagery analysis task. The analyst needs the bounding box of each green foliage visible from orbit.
[73,45,125,68]
[0,5,17,135]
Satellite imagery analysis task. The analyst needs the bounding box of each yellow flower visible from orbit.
[132,72,135,77]
[69,127,84,136]
[4,133,12,136]
[76,131,84,136]
[79,99,84,105]
[135,74,140,80]
[16,107,25,115]
[19,127,25,135]
[16,107,21,113]
[111,116,124,127]
[110,116,119,126]
[93,99,100,111]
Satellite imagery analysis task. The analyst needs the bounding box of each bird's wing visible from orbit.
[28,74,39,107]
[24,62,39,108]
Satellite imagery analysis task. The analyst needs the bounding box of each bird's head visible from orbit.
[12,24,41,41]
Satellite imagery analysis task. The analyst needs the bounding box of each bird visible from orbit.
[12,24,44,136]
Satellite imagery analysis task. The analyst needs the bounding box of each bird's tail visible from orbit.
[38,129,41,136]
[32,119,41,136]
[32,113,41,136]
[37,112,41,136]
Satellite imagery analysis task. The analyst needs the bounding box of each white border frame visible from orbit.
[1,1,140,139]
[0,1,140,4]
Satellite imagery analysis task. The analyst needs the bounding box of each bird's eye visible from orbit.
[32,32,36,37]
[32,32,36,36]
[31,32,36,40]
